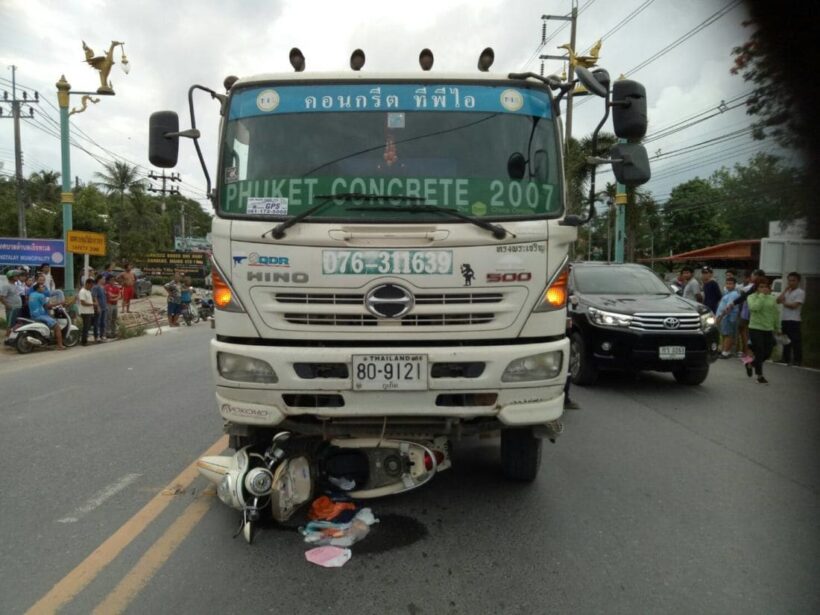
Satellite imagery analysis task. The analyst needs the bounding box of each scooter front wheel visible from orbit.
[16,333,35,354]
[64,329,80,348]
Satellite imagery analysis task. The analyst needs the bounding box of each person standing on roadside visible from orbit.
[104,274,121,338]
[777,271,804,366]
[680,266,701,302]
[164,272,182,327]
[700,266,722,314]
[731,268,765,360]
[77,277,96,346]
[715,277,740,359]
[746,278,780,384]
[39,263,56,293]
[92,274,108,342]
[1,269,23,334]
[119,263,137,313]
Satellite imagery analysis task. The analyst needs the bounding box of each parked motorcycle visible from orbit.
[181,302,200,326]
[195,294,214,321]
[6,303,80,353]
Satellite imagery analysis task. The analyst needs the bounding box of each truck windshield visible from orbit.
[219,83,562,222]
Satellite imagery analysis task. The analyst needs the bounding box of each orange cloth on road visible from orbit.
[307,496,357,521]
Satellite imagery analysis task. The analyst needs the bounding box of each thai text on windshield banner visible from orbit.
[229,84,552,120]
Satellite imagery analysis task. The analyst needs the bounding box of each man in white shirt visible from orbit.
[40,263,56,292]
[777,271,805,365]
[77,277,96,346]
[680,266,702,302]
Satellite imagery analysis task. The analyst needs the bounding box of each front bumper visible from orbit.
[582,324,720,371]
[211,337,568,428]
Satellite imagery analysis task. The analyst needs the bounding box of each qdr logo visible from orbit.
[234,253,290,267]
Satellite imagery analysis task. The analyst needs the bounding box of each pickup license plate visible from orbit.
[659,346,686,360]
[353,354,428,391]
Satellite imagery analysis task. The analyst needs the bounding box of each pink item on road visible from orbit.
[305,546,352,568]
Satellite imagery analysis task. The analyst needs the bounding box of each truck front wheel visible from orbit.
[500,428,542,482]
[570,331,598,386]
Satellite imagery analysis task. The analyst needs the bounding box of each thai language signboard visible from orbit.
[67,230,106,256]
[0,237,66,267]
[139,251,208,277]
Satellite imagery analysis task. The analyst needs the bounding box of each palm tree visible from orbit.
[565,133,617,216]
[27,170,61,208]
[94,161,142,210]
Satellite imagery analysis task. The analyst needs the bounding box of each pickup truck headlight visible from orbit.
[588,306,633,327]
[700,313,716,330]
[502,351,563,382]
[217,352,278,383]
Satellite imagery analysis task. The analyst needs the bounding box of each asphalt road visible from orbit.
[1,327,818,614]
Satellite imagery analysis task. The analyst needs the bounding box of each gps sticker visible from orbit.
[224,166,239,183]
[387,112,405,129]
[247,197,288,215]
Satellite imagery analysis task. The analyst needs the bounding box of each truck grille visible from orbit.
[629,313,701,331]
[253,288,525,330]
[284,313,494,326]
[275,292,503,305]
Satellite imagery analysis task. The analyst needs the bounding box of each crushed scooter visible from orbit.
[197,432,450,543]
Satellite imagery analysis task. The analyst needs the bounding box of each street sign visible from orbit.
[174,236,211,252]
[0,237,66,267]
[67,230,107,256]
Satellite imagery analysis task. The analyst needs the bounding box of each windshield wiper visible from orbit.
[262,192,423,239]
[348,204,512,240]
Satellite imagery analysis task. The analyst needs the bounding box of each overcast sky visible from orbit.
[1,0,776,214]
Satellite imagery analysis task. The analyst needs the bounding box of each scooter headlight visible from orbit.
[244,467,274,497]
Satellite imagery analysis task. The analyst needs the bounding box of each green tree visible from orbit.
[710,153,809,239]
[565,132,617,216]
[94,161,143,211]
[660,179,727,255]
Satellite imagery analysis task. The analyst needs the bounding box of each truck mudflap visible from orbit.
[197,432,450,543]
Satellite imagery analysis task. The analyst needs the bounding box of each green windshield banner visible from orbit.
[222,177,556,217]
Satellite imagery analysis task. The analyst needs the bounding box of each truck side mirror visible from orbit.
[612,80,647,140]
[610,143,651,187]
[149,111,180,168]
[575,66,608,98]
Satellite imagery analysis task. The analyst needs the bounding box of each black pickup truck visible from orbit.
[568,262,720,385]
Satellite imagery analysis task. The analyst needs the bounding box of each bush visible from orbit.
[117,321,146,339]
[0,316,6,330]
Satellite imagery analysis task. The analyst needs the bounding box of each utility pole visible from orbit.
[614,138,628,264]
[148,170,180,213]
[1,66,40,238]
[539,0,579,146]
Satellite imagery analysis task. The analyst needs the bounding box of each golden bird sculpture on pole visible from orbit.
[558,39,602,69]
[82,40,126,94]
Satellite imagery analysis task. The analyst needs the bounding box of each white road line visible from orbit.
[57,474,142,524]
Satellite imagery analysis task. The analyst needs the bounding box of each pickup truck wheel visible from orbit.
[673,366,709,385]
[500,428,542,482]
[569,332,598,386]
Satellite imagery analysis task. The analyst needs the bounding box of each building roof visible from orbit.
[648,239,760,263]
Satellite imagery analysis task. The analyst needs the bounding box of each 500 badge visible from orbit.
[322,250,453,275]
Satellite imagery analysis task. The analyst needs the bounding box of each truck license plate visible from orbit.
[659,346,686,360]
[353,354,428,391]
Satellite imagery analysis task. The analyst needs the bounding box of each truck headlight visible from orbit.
[700,313,716,330]
[217,352,278,383]
[502,351,563,382]
[588,306,633,327]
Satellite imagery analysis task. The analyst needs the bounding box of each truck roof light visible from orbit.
[223,75,238,92]
[289,48,305,72]
[419,48,434,71]
[350,49,366,71]
[477,47,494,72]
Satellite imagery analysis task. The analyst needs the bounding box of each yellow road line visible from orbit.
[26,435,228,615]
[92,496,214,615]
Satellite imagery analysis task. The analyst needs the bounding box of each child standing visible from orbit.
[746,278,780,384]
[715,277,740,359]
